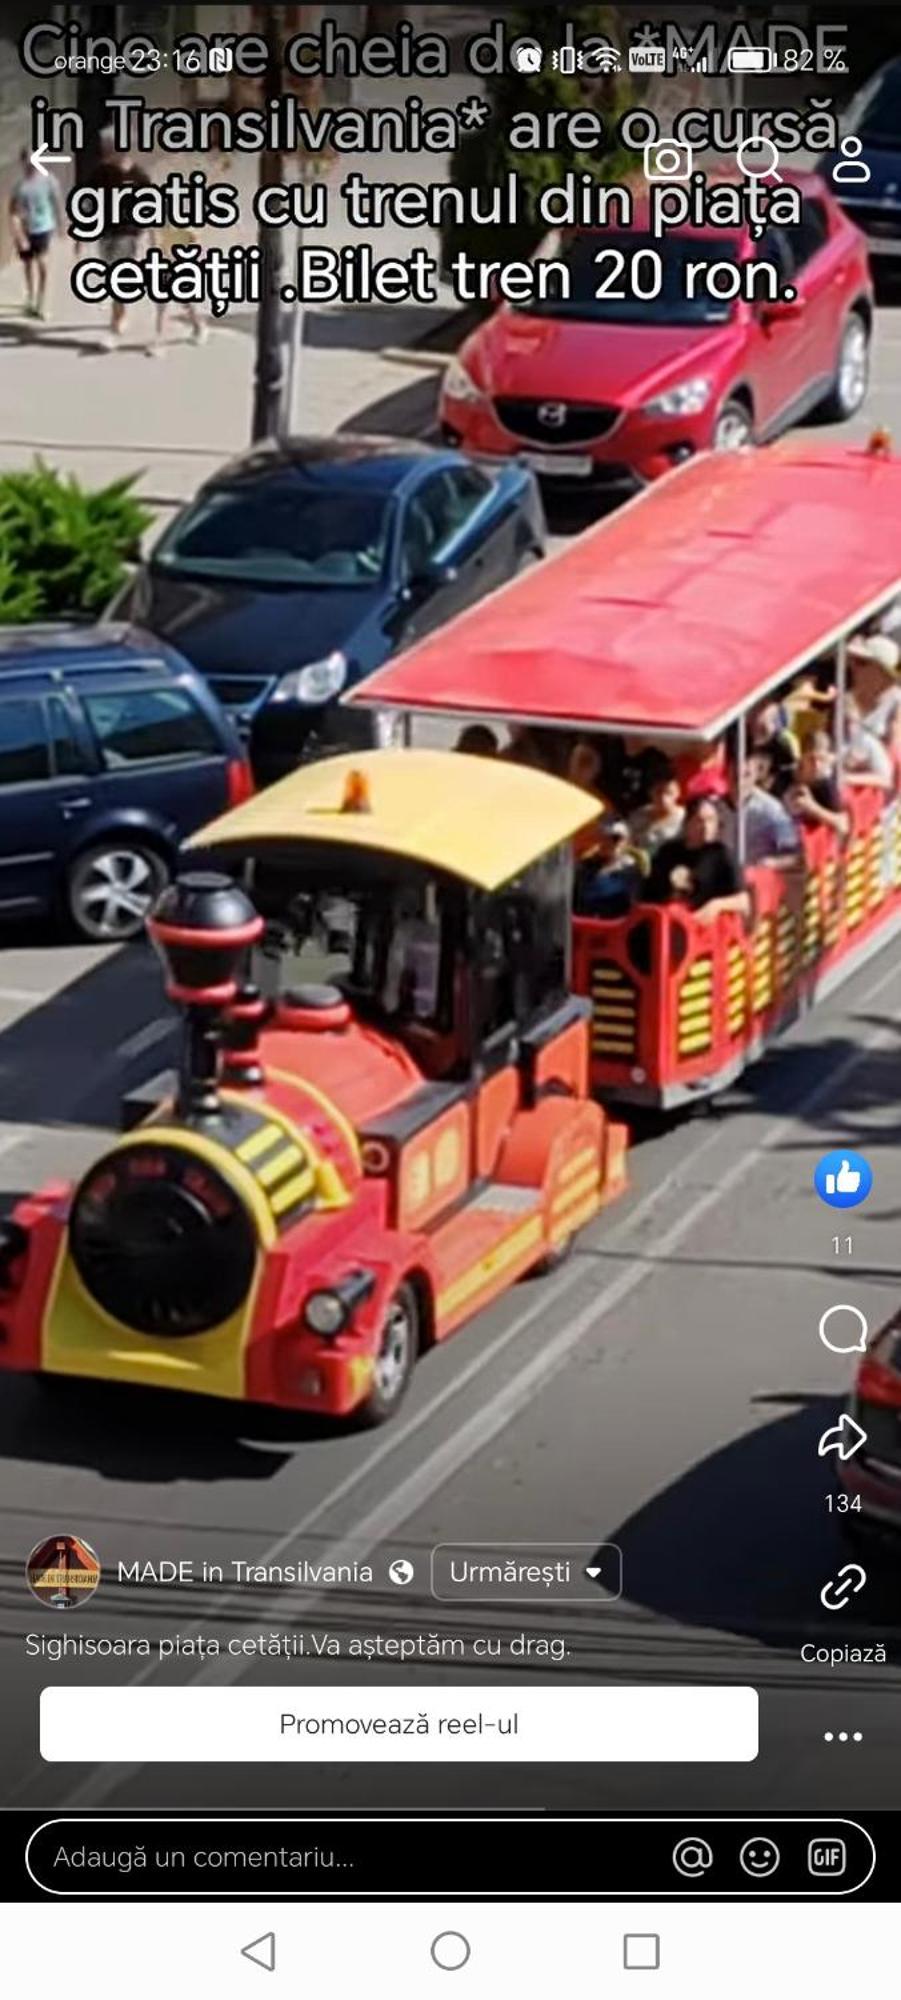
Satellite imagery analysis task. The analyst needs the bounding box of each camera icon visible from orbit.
[644,138,693,181]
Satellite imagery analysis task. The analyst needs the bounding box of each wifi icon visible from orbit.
[593,43,622,73]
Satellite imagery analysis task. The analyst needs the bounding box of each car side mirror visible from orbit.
[405,558,459,599]
[759,295,805,327]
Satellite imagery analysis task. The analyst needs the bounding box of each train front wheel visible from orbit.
[356,1280,421,1428]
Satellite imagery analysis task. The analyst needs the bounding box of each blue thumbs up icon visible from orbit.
[814,1149,872,1209]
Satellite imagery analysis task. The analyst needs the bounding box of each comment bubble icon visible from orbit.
[818,1304,869,1356]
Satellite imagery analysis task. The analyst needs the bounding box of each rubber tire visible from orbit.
[815,311,871,423]
[533,1232,576,1277]
[355,1280,421,1429]
[66,840,169,943]
[712,399,755,452]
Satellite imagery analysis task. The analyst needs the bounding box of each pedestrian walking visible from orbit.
[89,127,152,349]
[146,222,208,356]
[8,147,64,321]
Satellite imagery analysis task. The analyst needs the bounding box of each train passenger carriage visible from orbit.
[350,437,901,1107]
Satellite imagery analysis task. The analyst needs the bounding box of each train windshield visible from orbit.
[249,864,452,1033]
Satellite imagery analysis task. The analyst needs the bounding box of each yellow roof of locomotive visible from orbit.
[191,748,598,891]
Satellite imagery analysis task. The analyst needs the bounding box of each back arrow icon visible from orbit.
[241,1932,276,1973]
[817,1414,868,1461]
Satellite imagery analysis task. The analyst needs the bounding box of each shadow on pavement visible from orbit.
[612,1392,901,1653]
[0,320,120,359]
[732,1015,901,1150]
[225,299,452,354]
[0,938,172,1133]
[340,368,440,440]
[0,1374,339,1484]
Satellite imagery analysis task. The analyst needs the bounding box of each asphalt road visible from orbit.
[3,290,901,1821]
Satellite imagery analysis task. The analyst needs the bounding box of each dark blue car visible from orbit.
[0,625,251,941]
[113,434,546,784]
[820,58,901,265]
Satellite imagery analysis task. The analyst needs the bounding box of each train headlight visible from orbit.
[304,1271,376,1338]
[305,1290,348,1337]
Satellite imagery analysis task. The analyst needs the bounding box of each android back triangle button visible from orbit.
[241,1932,276,1973]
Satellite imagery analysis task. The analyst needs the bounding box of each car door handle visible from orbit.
[61,796,91,817]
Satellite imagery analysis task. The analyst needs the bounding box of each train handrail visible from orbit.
[572,781,899,1095]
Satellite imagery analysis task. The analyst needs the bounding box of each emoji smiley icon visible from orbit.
[739,1837,781,1878]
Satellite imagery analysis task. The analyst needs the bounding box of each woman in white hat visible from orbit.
[848,633,901,746]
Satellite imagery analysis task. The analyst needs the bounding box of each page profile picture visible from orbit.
[26,1534,101,1610]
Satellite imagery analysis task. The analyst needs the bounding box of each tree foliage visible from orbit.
[444,6,635,272]
[0,462,150,624]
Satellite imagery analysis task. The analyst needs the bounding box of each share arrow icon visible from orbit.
[817,1414,868,1462]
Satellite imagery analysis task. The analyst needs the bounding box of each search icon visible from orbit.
[736,133,783,181]
[818,1304,870,1357]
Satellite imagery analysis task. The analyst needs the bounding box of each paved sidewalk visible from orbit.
[0,116,459,536]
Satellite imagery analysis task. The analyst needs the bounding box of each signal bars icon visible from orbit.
[675,43,710,72]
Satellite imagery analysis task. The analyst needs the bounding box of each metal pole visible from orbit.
[251,9,287,443]
[835,635,848,780]
[281,225,305,437]
[736,708,747,866]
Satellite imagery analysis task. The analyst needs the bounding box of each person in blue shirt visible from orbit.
[8,148,64,320]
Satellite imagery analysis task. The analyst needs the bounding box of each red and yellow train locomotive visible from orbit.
[0,751,627,1425]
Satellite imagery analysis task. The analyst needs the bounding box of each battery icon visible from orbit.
[727,46,775,72]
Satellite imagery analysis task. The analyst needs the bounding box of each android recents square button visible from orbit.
[624,1935,660,1971]
[40,1685,759,1763]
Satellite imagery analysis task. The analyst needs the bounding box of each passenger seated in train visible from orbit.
[574,815,644,919]
[643,796,749,922]
[783,733,851,841]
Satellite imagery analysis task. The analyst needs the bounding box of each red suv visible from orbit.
[440,176,873,493]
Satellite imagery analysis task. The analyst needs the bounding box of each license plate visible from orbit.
[867,232,901,255]
[522,451,593,478]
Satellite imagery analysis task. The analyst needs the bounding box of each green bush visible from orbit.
[443,5,636,274]
[0,556,41,624]
[0,461,151,625]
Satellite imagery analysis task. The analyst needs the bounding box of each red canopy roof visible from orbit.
[350,441,901,742]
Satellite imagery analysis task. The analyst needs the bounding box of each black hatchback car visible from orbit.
[820,57,901,266]
[0,624,252,941]
[113,435,546,785]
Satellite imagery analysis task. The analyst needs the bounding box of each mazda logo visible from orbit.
[537,402,568,428]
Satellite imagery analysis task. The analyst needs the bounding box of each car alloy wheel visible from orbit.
[713,402,753,451]
[837,316,870,416]
[68,843,168,942]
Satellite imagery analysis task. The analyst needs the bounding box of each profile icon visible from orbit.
[833,136,871,186]
[26,1534,101,1610]
[511,38,543,74]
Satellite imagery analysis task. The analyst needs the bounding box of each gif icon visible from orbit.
[808,1839,847,1878]
[209,45,234,71]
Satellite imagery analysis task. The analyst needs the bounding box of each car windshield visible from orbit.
[850,62,901,147]
[153,477,393,587]
[515,232,738,326]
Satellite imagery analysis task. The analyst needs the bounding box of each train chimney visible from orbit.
[148,872,263,1118]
